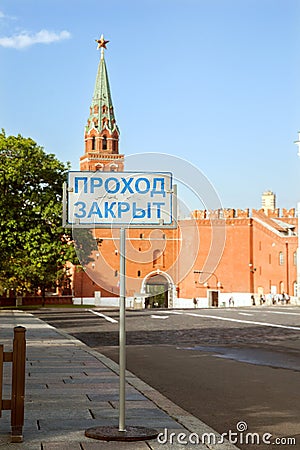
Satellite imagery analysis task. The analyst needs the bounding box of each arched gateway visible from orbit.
[141,271,176,308]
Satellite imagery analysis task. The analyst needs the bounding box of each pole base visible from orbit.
[85,425,159,442]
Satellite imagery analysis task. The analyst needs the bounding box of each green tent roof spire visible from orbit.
[85,35,119,136]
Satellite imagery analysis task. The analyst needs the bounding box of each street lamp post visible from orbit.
[193,270,221,288]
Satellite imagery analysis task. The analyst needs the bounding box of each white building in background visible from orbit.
[294,133,300,300]
[262,190,276,213]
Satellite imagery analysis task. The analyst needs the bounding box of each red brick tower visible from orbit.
[80,35,124,171]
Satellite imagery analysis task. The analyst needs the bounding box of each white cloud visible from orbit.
[0,29,71,49]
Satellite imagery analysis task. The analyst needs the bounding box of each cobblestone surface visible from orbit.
[35,309,300,349]
[72,325,300,347]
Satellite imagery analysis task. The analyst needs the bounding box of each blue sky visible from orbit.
[0,0,300,210]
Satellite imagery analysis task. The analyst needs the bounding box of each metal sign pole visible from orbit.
[119,227,126,432]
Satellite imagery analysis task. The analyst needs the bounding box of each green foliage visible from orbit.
[0,131,78,295]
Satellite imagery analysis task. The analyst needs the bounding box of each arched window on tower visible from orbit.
[92,137,96,150]
[102,136,107,150]
[110,163,118,172]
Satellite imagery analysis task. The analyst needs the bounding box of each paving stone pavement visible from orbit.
[0,311,240,449]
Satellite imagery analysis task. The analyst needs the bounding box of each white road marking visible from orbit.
[173,311,300,331]
[240,308,300,316]
[259,310,300,316]
[151,315,169,319]
[87,309,118,323]
[238,313,253,316]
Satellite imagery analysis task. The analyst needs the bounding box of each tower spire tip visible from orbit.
[95,34,109,58]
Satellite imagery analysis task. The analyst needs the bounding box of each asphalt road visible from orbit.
[33,306,300,450]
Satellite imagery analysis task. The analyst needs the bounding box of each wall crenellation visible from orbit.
[192,208,296,219]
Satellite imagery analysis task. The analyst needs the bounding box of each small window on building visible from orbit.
[293,251,297,266]
[92,137,96,150]
[279,252,284,265]
[137,270,141,277]
[114,270,118,277]
[102,136,107,150]
[140,233,144,239]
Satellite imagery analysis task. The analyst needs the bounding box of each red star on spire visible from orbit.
[95,35,109,50]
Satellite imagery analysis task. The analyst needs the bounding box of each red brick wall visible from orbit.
[72,213,298,299]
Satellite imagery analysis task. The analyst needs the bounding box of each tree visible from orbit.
[0,130,78,299]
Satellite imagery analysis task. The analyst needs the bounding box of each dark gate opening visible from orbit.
[145,274,168,308]
[208,290,219,307]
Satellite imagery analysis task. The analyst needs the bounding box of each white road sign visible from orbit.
[66,171,174,227]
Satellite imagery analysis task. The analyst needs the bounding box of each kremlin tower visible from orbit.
[80,35,124,171]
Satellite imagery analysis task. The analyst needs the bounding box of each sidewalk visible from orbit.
[0,311,239,449]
